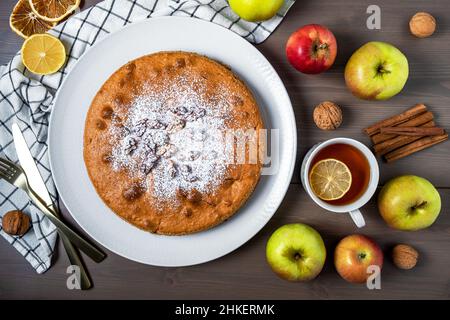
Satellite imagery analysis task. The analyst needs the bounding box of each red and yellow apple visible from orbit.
[266,223,326,281]
[286,24,337,74]
[334,234,383,283]
[378,175,441,231]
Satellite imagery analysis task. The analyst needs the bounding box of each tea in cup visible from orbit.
[301,138,379,227]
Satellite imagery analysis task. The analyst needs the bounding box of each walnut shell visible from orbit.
[392,244,419,270]
[2,210,31,236]
[409,12,436,38]
[313,101,343,130]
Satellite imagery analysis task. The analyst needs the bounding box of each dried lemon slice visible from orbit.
[21,34,66,75]
[309,159,352,201]
[10,0,56,38]
[29,0,80,22]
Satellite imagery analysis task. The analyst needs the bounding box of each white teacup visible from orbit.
[300,138,379,228]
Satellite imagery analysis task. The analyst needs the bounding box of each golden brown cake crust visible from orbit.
[83,51,263,235]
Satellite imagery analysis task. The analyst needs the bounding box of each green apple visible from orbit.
[229,0,284,22]
[266,223,326,281]
[378,175,441,231]
[344,41,409,100]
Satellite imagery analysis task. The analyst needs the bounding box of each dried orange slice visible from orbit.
[29,0,80,22]
[10,0,56,38]
[21,34,66,75]
[309,159,352,201]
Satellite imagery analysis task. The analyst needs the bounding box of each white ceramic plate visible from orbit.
[49,17,296,267]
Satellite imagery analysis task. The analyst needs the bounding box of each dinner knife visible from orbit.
[11,123,105,259]
[12,123,104,287]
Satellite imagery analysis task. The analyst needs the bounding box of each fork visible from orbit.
[0,157,105,263]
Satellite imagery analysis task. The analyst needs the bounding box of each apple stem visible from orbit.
[412,201,427,210]
[317,43,328,51]
[377,63,390,74]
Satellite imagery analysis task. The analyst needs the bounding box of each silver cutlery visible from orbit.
[11,123,96,289]
[0,157,105,264]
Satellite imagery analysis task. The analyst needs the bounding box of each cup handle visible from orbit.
[349,209,366,228]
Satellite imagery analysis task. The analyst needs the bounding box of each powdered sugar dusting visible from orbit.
[108,72,233,206]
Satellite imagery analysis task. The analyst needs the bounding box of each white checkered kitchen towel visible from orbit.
[0,0,295,273]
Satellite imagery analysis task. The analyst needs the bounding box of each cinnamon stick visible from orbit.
[384,133,448,162]
[380,126,444,136]
[364,104,427,136]
[371,111,434,144]
[374,121,435,156]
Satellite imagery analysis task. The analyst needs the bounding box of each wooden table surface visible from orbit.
[1,0,449,300]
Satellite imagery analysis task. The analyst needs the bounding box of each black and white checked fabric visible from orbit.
[0,0,295,273]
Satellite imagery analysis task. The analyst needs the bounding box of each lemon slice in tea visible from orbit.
[309,159,352,201]
[21,34,66,75]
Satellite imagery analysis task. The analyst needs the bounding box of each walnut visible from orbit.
[95,119,107,130]
[133,118,149,137]
[125,62,136,73]
[179,164,198,182]
[172,105,189,117]
[162,65,175,75]
[119,64,136,88]
[186,189,202,203]
[160,145,178,159]
[123,137,137,154]
[114,94,126,106]
[101,106,114,119]
[149,68,161,78]
[122,183,146,201]
[140,154,159,175]
[101,153,113,163]
[167,160,178,177]
[223,179,234,188]
[230,95,244,107]
[178,188,202,203]
[409,12,436,38]
[166,119,185,133]
[181,207,193,217]
[175,58,186,68]
[148,119,166,130]
[2,210,30,236]
[143,219,156,230]
[313,101,343,130]
[392,244,419,270]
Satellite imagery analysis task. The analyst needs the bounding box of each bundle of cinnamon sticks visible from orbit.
[364,104,448,162]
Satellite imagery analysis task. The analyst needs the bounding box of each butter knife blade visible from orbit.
[12,123,55,210]
[12,123,106,264]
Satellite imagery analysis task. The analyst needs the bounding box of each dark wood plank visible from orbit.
[257,0,450,185]
[0,0,449,299]
[0,1,21,62]
[1,187,449,299]
[1,0,449,185]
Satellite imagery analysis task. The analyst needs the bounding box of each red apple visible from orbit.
[334,234,383,283]
[286,24,337,74]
